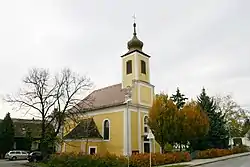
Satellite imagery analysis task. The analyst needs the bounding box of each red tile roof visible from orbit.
[78,83,126,110]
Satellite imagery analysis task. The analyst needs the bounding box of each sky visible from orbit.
[0,0,250,119]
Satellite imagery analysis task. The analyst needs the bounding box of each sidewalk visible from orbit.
[162,152,250,166]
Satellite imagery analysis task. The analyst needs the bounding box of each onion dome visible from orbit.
[127,23,143,51]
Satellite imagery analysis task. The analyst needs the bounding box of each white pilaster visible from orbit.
[129,109,132,154]
[138,108,141,153]
[123,108,127,155]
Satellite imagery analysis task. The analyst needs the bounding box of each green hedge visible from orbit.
[46,153,127,167]
[42,152,191,167]
[196,146,249,159]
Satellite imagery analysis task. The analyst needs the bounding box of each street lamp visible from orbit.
[124,86,132,167]
[147,130,155,167]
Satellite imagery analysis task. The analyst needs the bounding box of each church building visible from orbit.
[62,22,161,156]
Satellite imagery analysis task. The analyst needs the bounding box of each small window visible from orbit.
[126,60,132,74]
[141,60,146,74]
[144,116,149,133]
[103,120,110,140]
[89,147,97,155]
[144,116,148,125]
[132,150,139,155]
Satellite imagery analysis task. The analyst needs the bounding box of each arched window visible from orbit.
[103,119,110,140]
[144,116,148,125]
[143,115,150,153]
[144,116,149,133]
[126,60,132,74]
[141,60,146,74]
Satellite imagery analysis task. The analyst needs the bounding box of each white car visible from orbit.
[5,150,29,160]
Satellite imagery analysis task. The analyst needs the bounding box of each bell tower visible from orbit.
[121,22,151,87]
[121,21,154,107]
[122,19,157,155]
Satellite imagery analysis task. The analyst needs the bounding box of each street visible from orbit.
[197,156,250,167]
[0,160,27,167]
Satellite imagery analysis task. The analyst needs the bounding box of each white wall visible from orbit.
[242,137,250,147]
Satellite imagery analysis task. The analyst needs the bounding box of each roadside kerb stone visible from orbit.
[161,152,250,167]
[189,152,250,166]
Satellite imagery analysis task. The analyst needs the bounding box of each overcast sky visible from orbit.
[0,0,249,119]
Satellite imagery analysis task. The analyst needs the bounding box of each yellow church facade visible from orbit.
[61,22,161,156]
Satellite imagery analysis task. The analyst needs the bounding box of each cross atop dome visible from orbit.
[127,15,144,51]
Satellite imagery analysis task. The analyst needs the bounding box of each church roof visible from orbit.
[78,83,126,111]
[63,118,102,139]
[121,49,150,58]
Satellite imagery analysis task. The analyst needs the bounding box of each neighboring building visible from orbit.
[0,118,41,151]
[242,130,250,147]
[229,130,250,147]
[62,22,161,156]
[12,118,41,151]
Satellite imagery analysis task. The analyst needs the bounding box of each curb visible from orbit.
[190,152,250,166]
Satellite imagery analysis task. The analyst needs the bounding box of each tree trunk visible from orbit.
[40,117,53,161]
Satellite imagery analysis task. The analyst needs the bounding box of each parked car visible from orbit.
[27,151,43,162]
[5,150,29,160]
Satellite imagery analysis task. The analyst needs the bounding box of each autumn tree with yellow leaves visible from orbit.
[148,93,209,152]
[178,101,209,147]
[148,93,178,153]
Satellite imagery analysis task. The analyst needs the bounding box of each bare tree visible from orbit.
[214,94,249,137]
[5,68,93,154]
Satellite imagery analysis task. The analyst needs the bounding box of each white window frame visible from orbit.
[143,115,149,135]
[143,141,151,153]
[143,115,152,153]
[88,146,97,154]
[102,119,111,141]
[141,60,146,74]
[126,60,133,75]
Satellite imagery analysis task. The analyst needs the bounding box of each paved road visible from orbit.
[0,160,28,167]
[197,156,250,167]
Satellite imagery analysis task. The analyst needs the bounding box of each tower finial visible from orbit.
[127,14,143,51]
[132,13,136,23]
[132,14,136,36]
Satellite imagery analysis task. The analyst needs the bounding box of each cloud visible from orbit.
[0,0,249,118]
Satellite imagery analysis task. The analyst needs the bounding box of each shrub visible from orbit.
[196,146,249,159]
[129,152,191,167]
[46,152,127,167]
[231,145,249,154]
[44,152,191,167]
[164,143,174,152]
